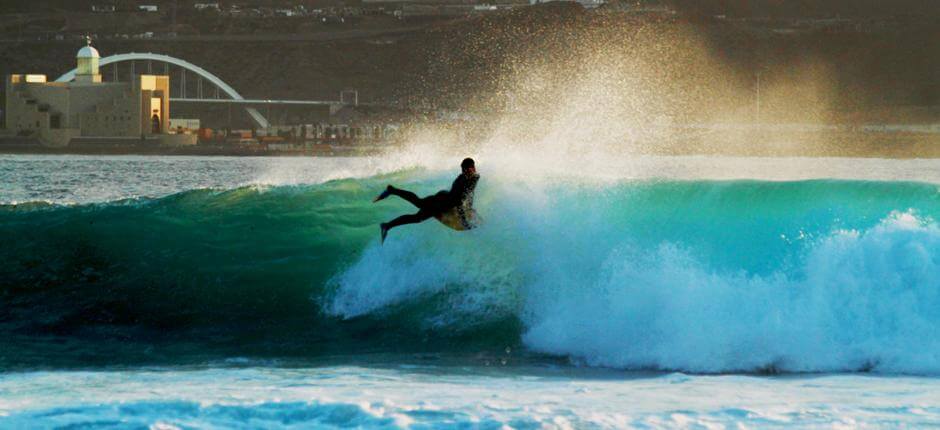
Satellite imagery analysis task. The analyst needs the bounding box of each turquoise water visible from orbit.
[2,155,940,428]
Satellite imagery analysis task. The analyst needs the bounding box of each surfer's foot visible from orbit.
[373,186,392,203]
[380,223,389,244]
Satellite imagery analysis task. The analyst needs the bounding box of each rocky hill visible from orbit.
[1,3,938,128]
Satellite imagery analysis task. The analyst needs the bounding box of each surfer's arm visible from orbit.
[461,174,479,208]
[447,175,468,206]
[452,174,479,228]
[448,176,465,196]
[448,174,479,207]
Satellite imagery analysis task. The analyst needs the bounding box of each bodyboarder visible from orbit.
[373,157,480,243]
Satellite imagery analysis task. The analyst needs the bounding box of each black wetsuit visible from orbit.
[385,173,479,230]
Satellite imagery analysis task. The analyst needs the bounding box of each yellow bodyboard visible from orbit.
[434,208,479,231]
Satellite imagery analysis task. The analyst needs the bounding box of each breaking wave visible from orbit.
[2,173,939,373]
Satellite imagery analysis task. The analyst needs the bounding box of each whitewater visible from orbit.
[2,154,940,428]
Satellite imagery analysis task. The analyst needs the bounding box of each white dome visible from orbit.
[77,45,100,58]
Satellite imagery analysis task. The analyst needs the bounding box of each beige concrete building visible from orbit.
[4,40,171,147]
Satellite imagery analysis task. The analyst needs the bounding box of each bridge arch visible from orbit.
[55,52,269,128]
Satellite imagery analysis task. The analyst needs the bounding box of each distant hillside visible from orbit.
[1,3,937,128]
[4,0,940,17]
[666,0,940,18]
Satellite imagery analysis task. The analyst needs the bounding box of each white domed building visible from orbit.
[75,40,102,84]
[4,39,175,147]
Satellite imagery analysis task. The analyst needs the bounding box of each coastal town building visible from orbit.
[90,4,116,13]
[4,39,179,147]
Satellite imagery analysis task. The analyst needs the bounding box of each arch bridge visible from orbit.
[55,52,332,129]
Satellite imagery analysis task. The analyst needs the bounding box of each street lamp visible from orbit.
[755,66,769,124]
[756,69,761,123]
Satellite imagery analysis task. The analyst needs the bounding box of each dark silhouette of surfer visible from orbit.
[374,158,480,243]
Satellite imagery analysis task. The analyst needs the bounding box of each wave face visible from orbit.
[2,174,940,373]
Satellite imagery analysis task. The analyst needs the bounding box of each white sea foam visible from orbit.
[1,368,939,429]
[523,211,940,373]
[3,154,940,205]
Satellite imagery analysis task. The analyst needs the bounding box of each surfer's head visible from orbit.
[461,158,476,174]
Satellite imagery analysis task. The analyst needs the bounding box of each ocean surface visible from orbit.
[2,154,940,428]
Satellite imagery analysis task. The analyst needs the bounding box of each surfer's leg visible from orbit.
[385,186,424,208]
[374,185,419,205]
[373,185,393,203]
[385,211,432,229]
[380,210,433,243]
